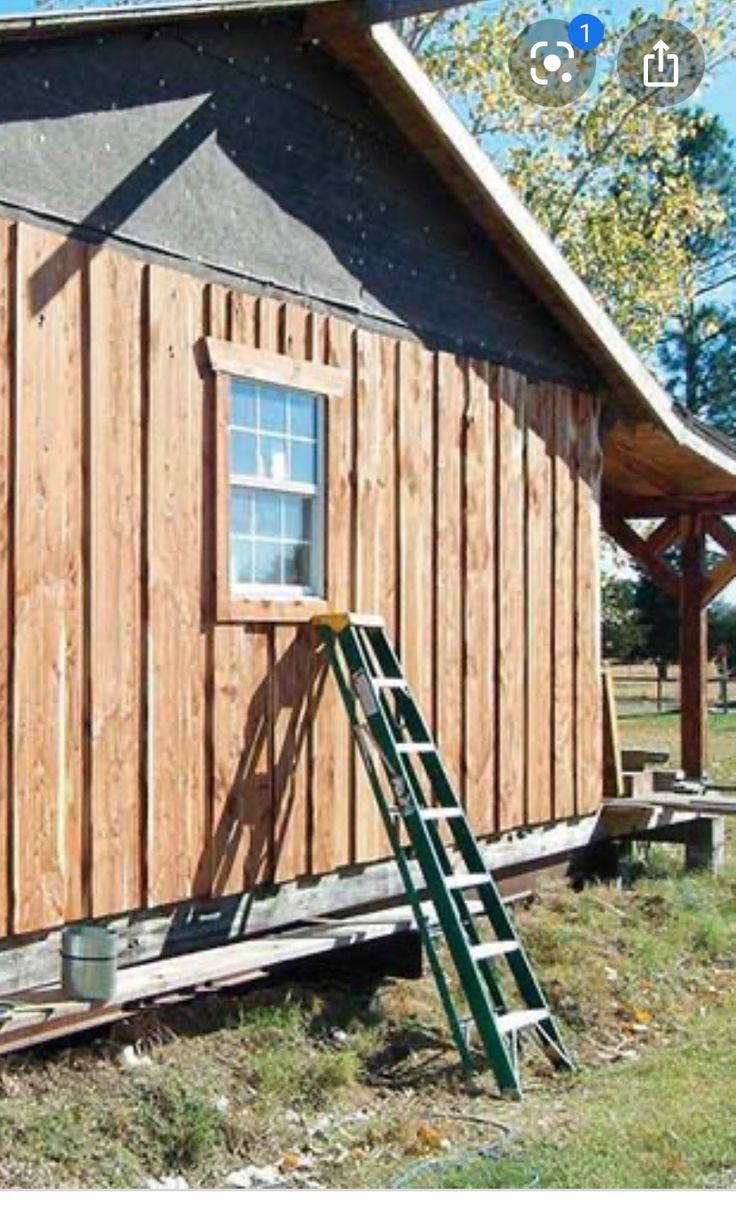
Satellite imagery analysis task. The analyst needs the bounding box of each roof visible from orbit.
[2,0,735,510]
[304,11,736,511]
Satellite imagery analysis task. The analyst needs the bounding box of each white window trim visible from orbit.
[228,382,326,601]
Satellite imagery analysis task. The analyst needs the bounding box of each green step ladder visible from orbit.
[314,611,573,1098]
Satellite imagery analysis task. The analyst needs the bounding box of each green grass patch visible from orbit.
[405,1001,736,1188]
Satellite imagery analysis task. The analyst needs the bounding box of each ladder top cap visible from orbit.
[312,612,386,633]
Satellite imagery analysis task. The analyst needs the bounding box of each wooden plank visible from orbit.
[0,220,13,936]
[435,351,465,804]
[13,226,86,932]
[602,666,623,797]
[271,300,313,883]
[397,340,434,727]
[213,624,273,893]
[310,314,354,874]
[88,249,145,917]
[575,392,602,818]
[210,287,274,895]
[551,385,576,820]
[205,336,348,395]
[464,360,495,834]
[497,367,525,832]
[353,328,394,863]
[524,380,553,826]
[0,802,705,1000]
[146,265,207,906]
[0,908,419,1051]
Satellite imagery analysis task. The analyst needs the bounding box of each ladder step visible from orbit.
[471,940,520,962]
[315,611,571,1097]
[419,807,463,821]
[445,872,491,891]
[497,1008,550,1035]
[349,613,386,629]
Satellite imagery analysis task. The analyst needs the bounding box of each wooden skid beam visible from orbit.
[0,807,701,999]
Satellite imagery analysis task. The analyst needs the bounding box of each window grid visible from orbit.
[228,377,324,597]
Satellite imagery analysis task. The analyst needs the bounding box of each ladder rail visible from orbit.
[349,626,510,1017]
[320,629,475,1070]
[314,613,573,1096]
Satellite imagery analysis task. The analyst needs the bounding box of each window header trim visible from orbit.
[205,336,349,398]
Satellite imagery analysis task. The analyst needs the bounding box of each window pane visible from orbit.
[260,386,287,433]
[284,543,311,587]
[231,381,258,429]
[231,431,258,477]
[253,542,282,585]
[289,394,317,439]
[254,490,281,539]
[290,440,316,485]
[283,495,311,542]
[231,538,253,585]
[260,435,288,482]
[231,487,253,536]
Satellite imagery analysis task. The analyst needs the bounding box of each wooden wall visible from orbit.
[0,218,602,938]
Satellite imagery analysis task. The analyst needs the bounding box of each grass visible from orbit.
[619,705,736,783]
[0,708,735,1188]
[2,845,736,1188]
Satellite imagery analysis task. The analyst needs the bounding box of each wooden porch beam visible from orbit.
[602,511,680,598]
[646,515,682,557]
[680,527,707,779]
[705,515,736,558]
[702,552,736,607]
[603,490,736,518]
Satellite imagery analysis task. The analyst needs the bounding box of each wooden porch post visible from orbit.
[680,521,707,779]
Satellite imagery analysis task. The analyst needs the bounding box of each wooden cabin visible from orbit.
[0,0,735,1004]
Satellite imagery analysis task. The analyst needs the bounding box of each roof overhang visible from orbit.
[305,11,736,512]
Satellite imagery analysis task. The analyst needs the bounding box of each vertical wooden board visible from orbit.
[211,289,274,895]
[575,392,602,816]
[271,300,312,883]
[464,361,495,834]
[435,351,464,802]
[88,249,144,916]
[146,265,207,906]
[524,381,553,826]
[397,340,434,727]
[212,624,273,893]
[13,226,85,932]
[310,314,353,875]
[0,221,13,935]
[353,329,397,863]
[552,385,576,820]
[497,368,526,833]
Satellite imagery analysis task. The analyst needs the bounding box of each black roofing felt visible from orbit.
[0,9,591,380]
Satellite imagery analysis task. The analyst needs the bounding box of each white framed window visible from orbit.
[228,377,325,599]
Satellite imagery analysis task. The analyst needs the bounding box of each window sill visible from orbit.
[216,594,329,625]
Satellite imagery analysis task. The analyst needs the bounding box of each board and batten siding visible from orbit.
[0,219,602,937]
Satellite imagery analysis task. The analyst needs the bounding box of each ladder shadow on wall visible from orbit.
[199,629,326,907]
